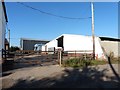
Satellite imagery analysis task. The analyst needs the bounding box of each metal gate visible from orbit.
[14,50,60,66]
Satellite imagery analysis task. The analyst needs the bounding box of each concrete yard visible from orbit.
[1,63,120,89]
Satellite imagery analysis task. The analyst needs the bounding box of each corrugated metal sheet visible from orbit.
[20,38,49,50]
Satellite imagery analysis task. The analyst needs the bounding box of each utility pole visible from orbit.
[8,29,10,48]
[91,2,95,60]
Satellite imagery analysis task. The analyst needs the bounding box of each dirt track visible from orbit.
[1,64,120,89]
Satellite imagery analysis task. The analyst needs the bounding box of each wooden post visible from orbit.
[8,29,10,48]
[57,51,59,64]
[91,2,95,60]
[5,50,6,60]
[75,50,76,58]
[59,50,62,66]
[58,50,62,66]
[83,51,86,60]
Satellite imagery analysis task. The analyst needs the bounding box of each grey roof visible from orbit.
[99,37,120,42]
[20,38,50,42]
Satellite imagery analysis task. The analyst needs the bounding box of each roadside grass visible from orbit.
[62,58,119,68]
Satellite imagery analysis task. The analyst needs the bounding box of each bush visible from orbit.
[10,46,20,52]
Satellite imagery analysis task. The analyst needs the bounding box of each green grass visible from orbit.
[90,60,107,65]
[62,58,119,68]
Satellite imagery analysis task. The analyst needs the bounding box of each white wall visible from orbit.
[0,1,2,63]
[95,37,105,59]
[101,41,120,57]
[63,34,105,59]
[42,39,57,51]
[64,35,92,51]
[0,1,6,63]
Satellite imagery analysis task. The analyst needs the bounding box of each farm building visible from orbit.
[0,0,8,63]
[20,38,49,50]
[100,37,120,57]
[42,34,120,59]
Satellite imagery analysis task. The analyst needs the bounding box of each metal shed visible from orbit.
[20,38,49,50]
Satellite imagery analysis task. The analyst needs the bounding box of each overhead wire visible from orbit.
[7,2,92,45]
[17,2,91,20]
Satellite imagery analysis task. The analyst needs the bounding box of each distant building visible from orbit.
[20,38,50,50]
[0,0,8,63]
[42,34,120,59]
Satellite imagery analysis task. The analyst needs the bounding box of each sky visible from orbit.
[5,2,118,47]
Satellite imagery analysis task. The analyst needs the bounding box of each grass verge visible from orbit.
[62,58,119,68]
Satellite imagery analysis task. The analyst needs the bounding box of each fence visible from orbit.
[2,49,15,63]
[62,50,93,61]
[2,49,9,62]
[2,50,93,66]
[14,50,61,66]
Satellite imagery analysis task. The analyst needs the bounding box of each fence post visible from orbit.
[75,50,76,58]
[59,50,62,66]
[85,50,87,60]
[58,50,62,66]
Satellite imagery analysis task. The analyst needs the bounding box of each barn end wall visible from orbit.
[101,41,120,58]
[42,39,57,51]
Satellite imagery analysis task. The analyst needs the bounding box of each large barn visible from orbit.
[42,34,120,59]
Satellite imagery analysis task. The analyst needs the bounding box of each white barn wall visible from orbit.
[42,34,105,59]
[64,35,93,51]
[0,1,6,62]
[41,45,45,51]
[95,37,105,59]
[0,2,2,62]
[42,39,57,51]
[63,34,105,59]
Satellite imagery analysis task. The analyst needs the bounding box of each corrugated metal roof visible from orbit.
[20,38,50,42]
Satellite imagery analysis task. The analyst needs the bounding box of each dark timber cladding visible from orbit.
[57,36,64,49]
[20,38,49,50]
[100,37,120,42]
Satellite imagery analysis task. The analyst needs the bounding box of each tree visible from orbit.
[10,46,20,52]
